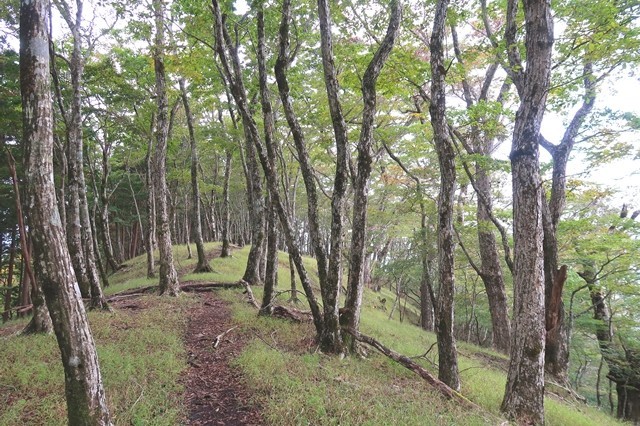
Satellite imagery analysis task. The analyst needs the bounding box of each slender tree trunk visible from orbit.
[20,1,112,422]
[256,6,278,313]
[53,0,108,308]
[180,78,212,272]
[344,0,402,352]
[153,0,179,296]
[475,164,511,353]
[221,149,232,257]
[315,0,353,353]
[8,150,52,333]
[211,0,324,337]
[429,0,460,391]
[501,0,553,423]
[145,118,156,278]
[2,227,17,323]
[99,139,120,271]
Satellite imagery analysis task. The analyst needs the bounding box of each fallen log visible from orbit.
[343,328,481,409]
[180,281,244,292]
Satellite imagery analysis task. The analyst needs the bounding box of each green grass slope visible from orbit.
[0,242,621,425]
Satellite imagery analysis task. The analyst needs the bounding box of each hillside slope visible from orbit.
[0,243,620,425]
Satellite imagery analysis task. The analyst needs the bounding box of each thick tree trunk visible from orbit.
[20,1,111,422]
[180,78,212,273]
[429,0,460,391]
[501,0,553,423]
[153,0,179,296]
[344,0,401,352]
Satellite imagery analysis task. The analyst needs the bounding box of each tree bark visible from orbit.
[145,116,156,278]
[344,0,402,352]
[429,0,460,391]
[315,0,353,353]
[540,62,596,383]
[475,163,511,353]
[221,149,232,258]
[180,78,213,273]
[7,149,52,333]
[153,0,180,296]
[211,0,324,337]
[500,0,553,423]
[20,1,112,422]
[2,227,17,323]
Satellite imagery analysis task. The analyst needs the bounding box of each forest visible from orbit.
[1,0,640,424]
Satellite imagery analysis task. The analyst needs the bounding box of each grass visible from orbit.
[0,242,623,425]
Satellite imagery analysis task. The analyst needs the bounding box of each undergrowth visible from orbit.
[0,243,623,425]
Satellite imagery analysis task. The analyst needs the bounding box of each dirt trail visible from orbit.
[182,291,263,425]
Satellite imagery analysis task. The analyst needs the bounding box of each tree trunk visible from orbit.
[7,149,52,333]
[145,118,156,278]
[2,227,17,323]
[500,0,553,423]
[429,0,460,391]
[180,78,212,273]
[579,260,640,424]
[99,136,120,272]
[211,0,324,337]
[20,1,112,422]
[475,164,511,353]
[52,0,109,309]
[540,62,596,383]
[255,6,278,314]
[344,0,401,352]
[153,0,179,296]
[221,149,232,258]
[315,0,353,354]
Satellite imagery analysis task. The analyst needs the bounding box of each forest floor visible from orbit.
[181,291,263,425]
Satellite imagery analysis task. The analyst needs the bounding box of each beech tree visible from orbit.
[179,77,213,273]
[20,0,111,422]
[428,0,460,391]
[500,0,553,423]
[52,0,108,310]
[153,0,180,296]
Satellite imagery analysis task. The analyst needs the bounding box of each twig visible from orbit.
[213,326,238,349]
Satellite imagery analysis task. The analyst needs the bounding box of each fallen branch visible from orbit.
[180,281,244,292]
[344,328,478,407]
[271,305,313,323]
[213,325,238,349]
[240,281,260,309]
